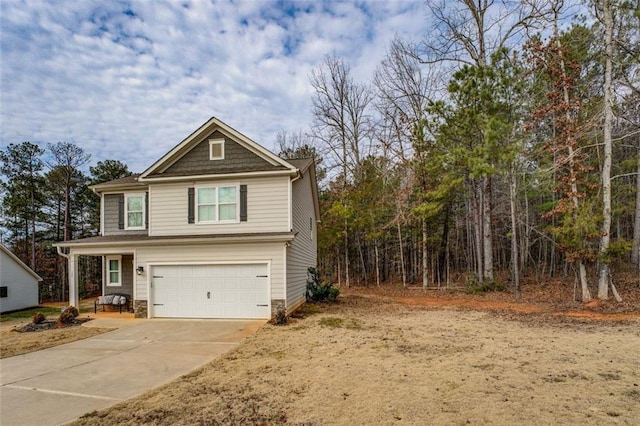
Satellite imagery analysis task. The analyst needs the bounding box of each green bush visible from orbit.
[306,267,339,303]
[466,279,507,294]
[32,312,46,324]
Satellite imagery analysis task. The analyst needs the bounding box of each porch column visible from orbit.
[68,253,79,308]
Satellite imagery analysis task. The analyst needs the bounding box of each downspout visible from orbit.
[291,169,303,183]
[289,169,302,232]
[56,245,69,260]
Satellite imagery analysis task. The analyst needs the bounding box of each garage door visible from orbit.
[151,264,270,319]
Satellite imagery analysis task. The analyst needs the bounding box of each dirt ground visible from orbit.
[73,290,640,426]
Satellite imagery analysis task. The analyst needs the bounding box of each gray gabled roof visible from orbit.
[286,158,314,174]
[90,174,145,193]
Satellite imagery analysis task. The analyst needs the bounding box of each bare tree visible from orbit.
[374,38,441,160]
[634,138,640,269]
[47,142,91,242]
[310,55,374,287]
[374,37,443,288]
[310,55,374,184]
[47,142,90,301]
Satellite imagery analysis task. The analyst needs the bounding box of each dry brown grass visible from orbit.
[0,298,115,359]
[72,294,640,426]
[0,323,112,358]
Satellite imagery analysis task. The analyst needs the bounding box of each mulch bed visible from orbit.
[14,318,93,333]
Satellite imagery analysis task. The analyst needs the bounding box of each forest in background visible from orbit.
[1,0,638,303]
[284,0,639,301]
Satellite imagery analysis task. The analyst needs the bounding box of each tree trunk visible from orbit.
[522,178,531,274]
[632,141,640,269]
[578,261,591,302]
[357,233,367,284]
[30,179,36,270]
[344,217,350,288]
[337,252,341,287]
[472,185,483,282]
[555,23,591,301]
[509,167,521,298]
[598,0,614,300]
[422,219,428,289]
[438,204,450,285]
[374,240,380,286]
[482,177,494,282]
[397,220,406,288]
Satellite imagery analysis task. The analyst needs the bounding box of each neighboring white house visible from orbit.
[56,117,320,319]
[0,244,42,313]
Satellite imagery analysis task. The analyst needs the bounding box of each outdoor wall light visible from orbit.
[136,266,144,275]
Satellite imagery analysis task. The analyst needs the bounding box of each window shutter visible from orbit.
[118,194,124,229]
[188,187,195,224]
[240,184,247,222]
[145,192,149,229]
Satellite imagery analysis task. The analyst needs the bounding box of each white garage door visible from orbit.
[151,264,270,319]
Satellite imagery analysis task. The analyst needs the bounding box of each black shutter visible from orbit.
[118,194,125,229]
[240,185,247,222]
[145,192,149,229]
[188,187,195,224]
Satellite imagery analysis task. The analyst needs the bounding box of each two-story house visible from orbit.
[56,117,319,319]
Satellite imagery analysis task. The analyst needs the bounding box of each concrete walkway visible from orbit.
[0,318,265,426]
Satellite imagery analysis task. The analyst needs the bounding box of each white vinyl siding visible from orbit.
[286,167,318,310]
[149,176,289,236]
[0,249,39,313]
[134,242,285,302]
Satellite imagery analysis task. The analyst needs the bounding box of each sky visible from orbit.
[0,0,429,174]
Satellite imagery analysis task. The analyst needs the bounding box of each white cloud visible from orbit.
[1,0,427,173]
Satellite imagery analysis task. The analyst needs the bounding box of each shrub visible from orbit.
[57,306,79,326]
[306,267,340,303]
[57,310,76,326]
[63,306,79,317]
[270,308,288,326]
[32,312,46,324]
[466,279,507,294]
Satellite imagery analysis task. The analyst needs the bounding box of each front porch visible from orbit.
[42,298,136,320]
[56,247,144,318]
[86,310,135,320]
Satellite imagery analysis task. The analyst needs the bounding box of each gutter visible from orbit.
[291,168,303,183]
[137,169,297,183]
[54,233,296,249]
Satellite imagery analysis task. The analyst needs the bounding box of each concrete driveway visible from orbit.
[0,318,265,426]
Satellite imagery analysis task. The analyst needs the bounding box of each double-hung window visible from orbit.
[106,255,121,287]
[196,185,238,223]
[125,193,145,229]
